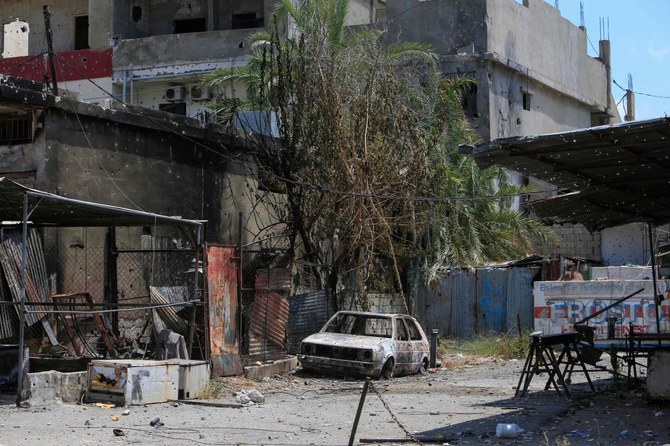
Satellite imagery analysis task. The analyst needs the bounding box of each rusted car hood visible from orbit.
[302,332,392,349]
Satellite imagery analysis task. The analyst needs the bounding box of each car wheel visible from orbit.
[380,358,395,379]
[419,358,429,375]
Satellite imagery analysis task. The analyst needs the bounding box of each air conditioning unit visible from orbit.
[165,86,185,101]
[190,85,210,101]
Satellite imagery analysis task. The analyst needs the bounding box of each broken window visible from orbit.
[74,15,89,50]
[159,102,186,116]
[231,12,263,29]
[132,6,142,23]
[461,82,478,118]
[0,115,33,145]
[174,18,206,34]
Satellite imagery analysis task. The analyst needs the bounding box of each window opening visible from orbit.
[405,318,422,341]
[174,17,206,34]
[231,12,263,29]
[159,103,186,116]
[396,318,409,341]
[0,116,33,145]
[523,92,532,111]
[74,15,89,50]
[132,6,142,23]
[461,81,478,118]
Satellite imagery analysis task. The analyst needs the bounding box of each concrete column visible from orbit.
[207,0,215,31]
[88,0,114,49]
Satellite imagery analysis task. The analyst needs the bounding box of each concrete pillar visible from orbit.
[88,0,114,48]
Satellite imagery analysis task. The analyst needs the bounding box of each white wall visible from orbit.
[601,223,648,266]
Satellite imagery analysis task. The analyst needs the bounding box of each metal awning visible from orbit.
[461,117,670,231]
[0,177,205,228]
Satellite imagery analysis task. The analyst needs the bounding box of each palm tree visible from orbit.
[203,0,554,309]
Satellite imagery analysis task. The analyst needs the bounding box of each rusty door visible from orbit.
[206,245,242,376]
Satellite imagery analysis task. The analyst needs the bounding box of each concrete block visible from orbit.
[60,371,87,403]
[26,370,87,405]
[647,351,670,400]
[27,371,59,405]
[244,356,298,381]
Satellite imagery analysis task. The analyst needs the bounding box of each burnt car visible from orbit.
[298,311,429,379]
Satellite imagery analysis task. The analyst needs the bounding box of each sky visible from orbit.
[555,0,670,121]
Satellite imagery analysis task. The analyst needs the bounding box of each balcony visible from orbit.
[113,28,259,72]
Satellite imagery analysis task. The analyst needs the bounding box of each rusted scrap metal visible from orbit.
[0,275,15,339]
[52,292,116,357]
[250,291,289,349]
[0,229,57,345]
[150,286,189,334]
[0,229,51,325]
[254,268,291,291]
[168,399,243,409]
[206,246,241,377]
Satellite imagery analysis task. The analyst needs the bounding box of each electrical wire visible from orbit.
[0,51,48,76]
[25,299,199,315]
[613,78,670,100]
[54,54,564,204]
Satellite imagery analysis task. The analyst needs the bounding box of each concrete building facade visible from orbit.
[387,0,619,263]
[0,0,639,265]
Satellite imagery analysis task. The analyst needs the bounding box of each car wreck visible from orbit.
[299,311,429,379]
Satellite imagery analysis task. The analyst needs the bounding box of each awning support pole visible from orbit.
[187,224,202,358]
[16,192,28,406]
[648,222,662,341]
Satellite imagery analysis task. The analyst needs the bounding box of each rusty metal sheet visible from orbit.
[0,229,51,326]
[0,270,16,339]
[287,290,334,354]
[254,268,291,291]
[250,290,289,348]
[206,246,241,376]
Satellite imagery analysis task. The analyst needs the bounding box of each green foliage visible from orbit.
[439,334,529,360]
[203,0,555,303]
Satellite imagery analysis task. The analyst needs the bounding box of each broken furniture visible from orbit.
[52,292,117,357]
[516,332,594,398]
[626,326,670,381]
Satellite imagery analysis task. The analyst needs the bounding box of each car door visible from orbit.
[394,317,413,375]
[404,317,428,373]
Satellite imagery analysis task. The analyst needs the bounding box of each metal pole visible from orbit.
[187,224,202,358]
[648,223,662,340]
[237,212,243,353]
[429,329,438,368]
[348,378,370,446]
[43,5,59,95]
[16,192,28,406]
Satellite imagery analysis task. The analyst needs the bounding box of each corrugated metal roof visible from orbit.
[463,117,670,231]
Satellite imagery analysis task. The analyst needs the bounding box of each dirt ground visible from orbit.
[0,353,668,445]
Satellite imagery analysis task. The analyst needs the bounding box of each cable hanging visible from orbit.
[54,54,564,204]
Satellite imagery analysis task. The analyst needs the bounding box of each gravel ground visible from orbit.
[0,354,668,446]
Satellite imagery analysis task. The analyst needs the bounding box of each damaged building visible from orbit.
[0,0,659,399]
[0,74,286,396]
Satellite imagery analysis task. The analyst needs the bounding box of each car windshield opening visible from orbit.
[323,314,392,338]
